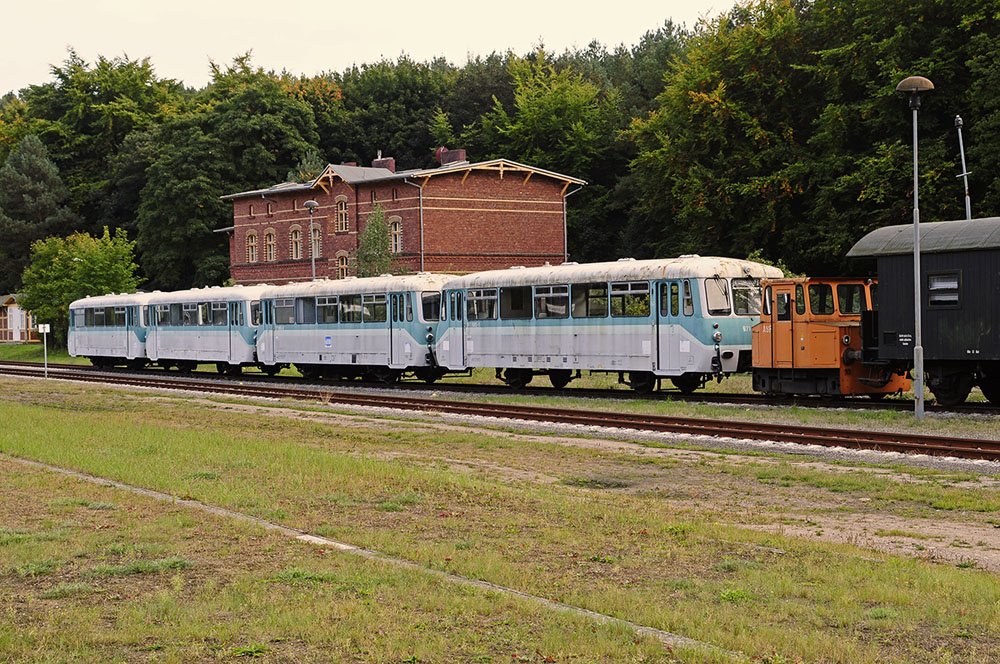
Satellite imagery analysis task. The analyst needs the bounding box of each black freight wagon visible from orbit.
[847,217,1000,406]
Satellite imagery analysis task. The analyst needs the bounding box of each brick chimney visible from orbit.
[439,148,467,166]
[371,156,396,172]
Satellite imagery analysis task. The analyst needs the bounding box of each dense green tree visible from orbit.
[353,204,393,278]
[18,227,141,346]
[0,135,81,292]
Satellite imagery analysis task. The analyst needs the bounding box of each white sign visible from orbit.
[37,324,50,334]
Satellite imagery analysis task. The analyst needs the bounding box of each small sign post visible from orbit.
[38,324,51,378]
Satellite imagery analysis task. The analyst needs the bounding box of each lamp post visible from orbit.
[303,200,320,280]
[955,115,972,220]
[896,75,934,420]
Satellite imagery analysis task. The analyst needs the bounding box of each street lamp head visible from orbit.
[303,199,319,212]
[896,75,934,110]
[955,115,963,128]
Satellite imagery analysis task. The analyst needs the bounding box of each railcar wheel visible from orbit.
[262,364,282,377]
[177,361,197,374]
[978,373,1000,406]
[216,362,232,376]
[415,368,440,385]
[549,369,572,389]
[670,373,701,394]
[503,368,533,389]
[630,371,657,393]
[370,367,400,384]
[929,372,973,407]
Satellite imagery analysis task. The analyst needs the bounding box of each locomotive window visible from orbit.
[610,281,650,317]
[182,303,197,326]
[406,293,413,322]
[317,296,338,324]
[682,280,694,316]
[808,284,835,315]
[295,297,316,325]
[534,285,568,319]
[732,278,761,315]
[421,292,441,322]
[837,284,865,315]
[928,272,960,307]
[274,298,295,325]
[776,292,791,321]
[763,287,772,316]
[500,286,532,319]
[250,301,261,327]
[571,283,607,318]
[795,285,805,315]
[340,295,362,323]
[198,302,211,325]
[467,289,498,320]
[212,301,227,326]
[363,294,387,323]
[704,278,731,315]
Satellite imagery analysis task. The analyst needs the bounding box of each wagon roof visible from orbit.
[847,217,1000,258]
[262,273,454,298]
[441,257,783,289]
[145,285,272,305]
[69,292,157,308]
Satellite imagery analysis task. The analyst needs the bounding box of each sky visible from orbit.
[3,0,732,95]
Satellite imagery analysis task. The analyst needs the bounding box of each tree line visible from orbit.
[2,0,998,300]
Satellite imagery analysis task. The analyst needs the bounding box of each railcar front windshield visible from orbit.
[704,278,731,315]
[421,292,441,322]
[732,278,761,315]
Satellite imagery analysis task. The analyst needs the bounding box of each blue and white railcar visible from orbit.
[257,273,450,382]
[145,285,270,374]
[68,292,155,367]
[435,256,783,391]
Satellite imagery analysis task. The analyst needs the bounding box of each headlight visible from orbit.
[425,333,435,343]
[713,331,723,343]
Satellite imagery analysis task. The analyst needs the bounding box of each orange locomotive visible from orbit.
[752,278,910,398]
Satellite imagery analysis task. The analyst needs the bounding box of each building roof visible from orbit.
[847,217,1000,258]
[220,159,586,201]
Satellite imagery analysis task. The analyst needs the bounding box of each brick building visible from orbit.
[220,150,586,284]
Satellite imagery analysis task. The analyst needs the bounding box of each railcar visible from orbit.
[435,256,783,391]
[847,217,1000,406]
[256,273,451,382]
[752,277,910,398]
[144,285,270,374]
[68,292,154,368]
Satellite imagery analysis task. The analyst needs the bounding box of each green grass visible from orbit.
[0,342,88,365]
[87,556,194,577]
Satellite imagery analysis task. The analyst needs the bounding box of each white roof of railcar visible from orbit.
[262,273,454,299]
[69,292,156,309]
[441,256,783,289]
[145,284,272,305]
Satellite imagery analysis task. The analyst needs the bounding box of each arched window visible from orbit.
[390,219,402,254]
[264,231,276,262]
[311,227,322,258]
[246,234,258,263]
[290,229,301,260]
[337,254,349,279]
[336,199,349,232]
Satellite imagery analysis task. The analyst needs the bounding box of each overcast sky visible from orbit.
[3,0,732,95]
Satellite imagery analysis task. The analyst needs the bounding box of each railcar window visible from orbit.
[704,278,731,315]
[869,284,878,311]
[467,289,498,320]
[106,306,117,326]
[808,284,835,315]
[610,281,650,317]
[212,301,228,326]
[571,283,607,318]
[94,308,105,326]
[683,280,694,316]
[362,294,387,322]
[534,285,568,319]
[406,293,413,322]
[296,297,316,324]
[85,308,95,327]
[500,286,532,319]
[340,295,362,323]
[795,285,805,315]
[928,272,960,307]
[732,278,761,315]
[317,297,337,324]
[139,307,147,327]
[274,298,295,325]
[157,305,170,326]
[421,292,441,321]
[250,301,261,326]
[391,294,399,322]
[837,284,866,315]
[198,302,211,325]
[73,309,85,328]
[181,303,196,326]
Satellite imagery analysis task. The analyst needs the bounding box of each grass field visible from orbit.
[2,376,999,662]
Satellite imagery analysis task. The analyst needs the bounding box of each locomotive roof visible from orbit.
[262,273,454,298]
[145,284,272,305]
[441,256,783,289]
[69,292,156,309]
[847,217,1000,257]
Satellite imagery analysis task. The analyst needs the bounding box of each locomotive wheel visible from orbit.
[929,372,974,407]
[503,368,533,389]
[671,373,701,394]
[549,369,573,389]
[629,371,657,393]
[867,392,886,401]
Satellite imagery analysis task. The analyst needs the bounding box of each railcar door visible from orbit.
[656,281,682,373]
[771,285,795,368]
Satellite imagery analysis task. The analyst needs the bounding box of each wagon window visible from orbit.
[296,297,316,324]
[836,284,866,315]
[928,272,960,307]
[274,298,295,325]
[363,294,387,323]
[610,281,650,317]
[808,283,835,315]
[682,280,694,316]
[732,278,761,315]
[467,289,498,320]
[534,285,568,319]
[421,292,441,322]
[340,295,362,323]
[571,283,607,318]
[500,286,532,319]
[317,296,338,324]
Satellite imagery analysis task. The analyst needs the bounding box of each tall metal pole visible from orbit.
[911,102,924,419]
[955,115,972,220]
[303,200,320,280]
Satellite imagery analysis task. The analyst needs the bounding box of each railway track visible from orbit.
[3,361,999,462]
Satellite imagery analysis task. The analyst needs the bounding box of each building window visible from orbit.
[290,229,302,260]
[311,226,322,258]
[370,190,377,203]
[392,188,398,201]
[390,219,402,254]
[293,199,298,211]
[249,204,255,218]
[264,231,276,262]
[246,234,258,263]
[337,254,349,279]
[266,202,273,216]
[336,199,349,232]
